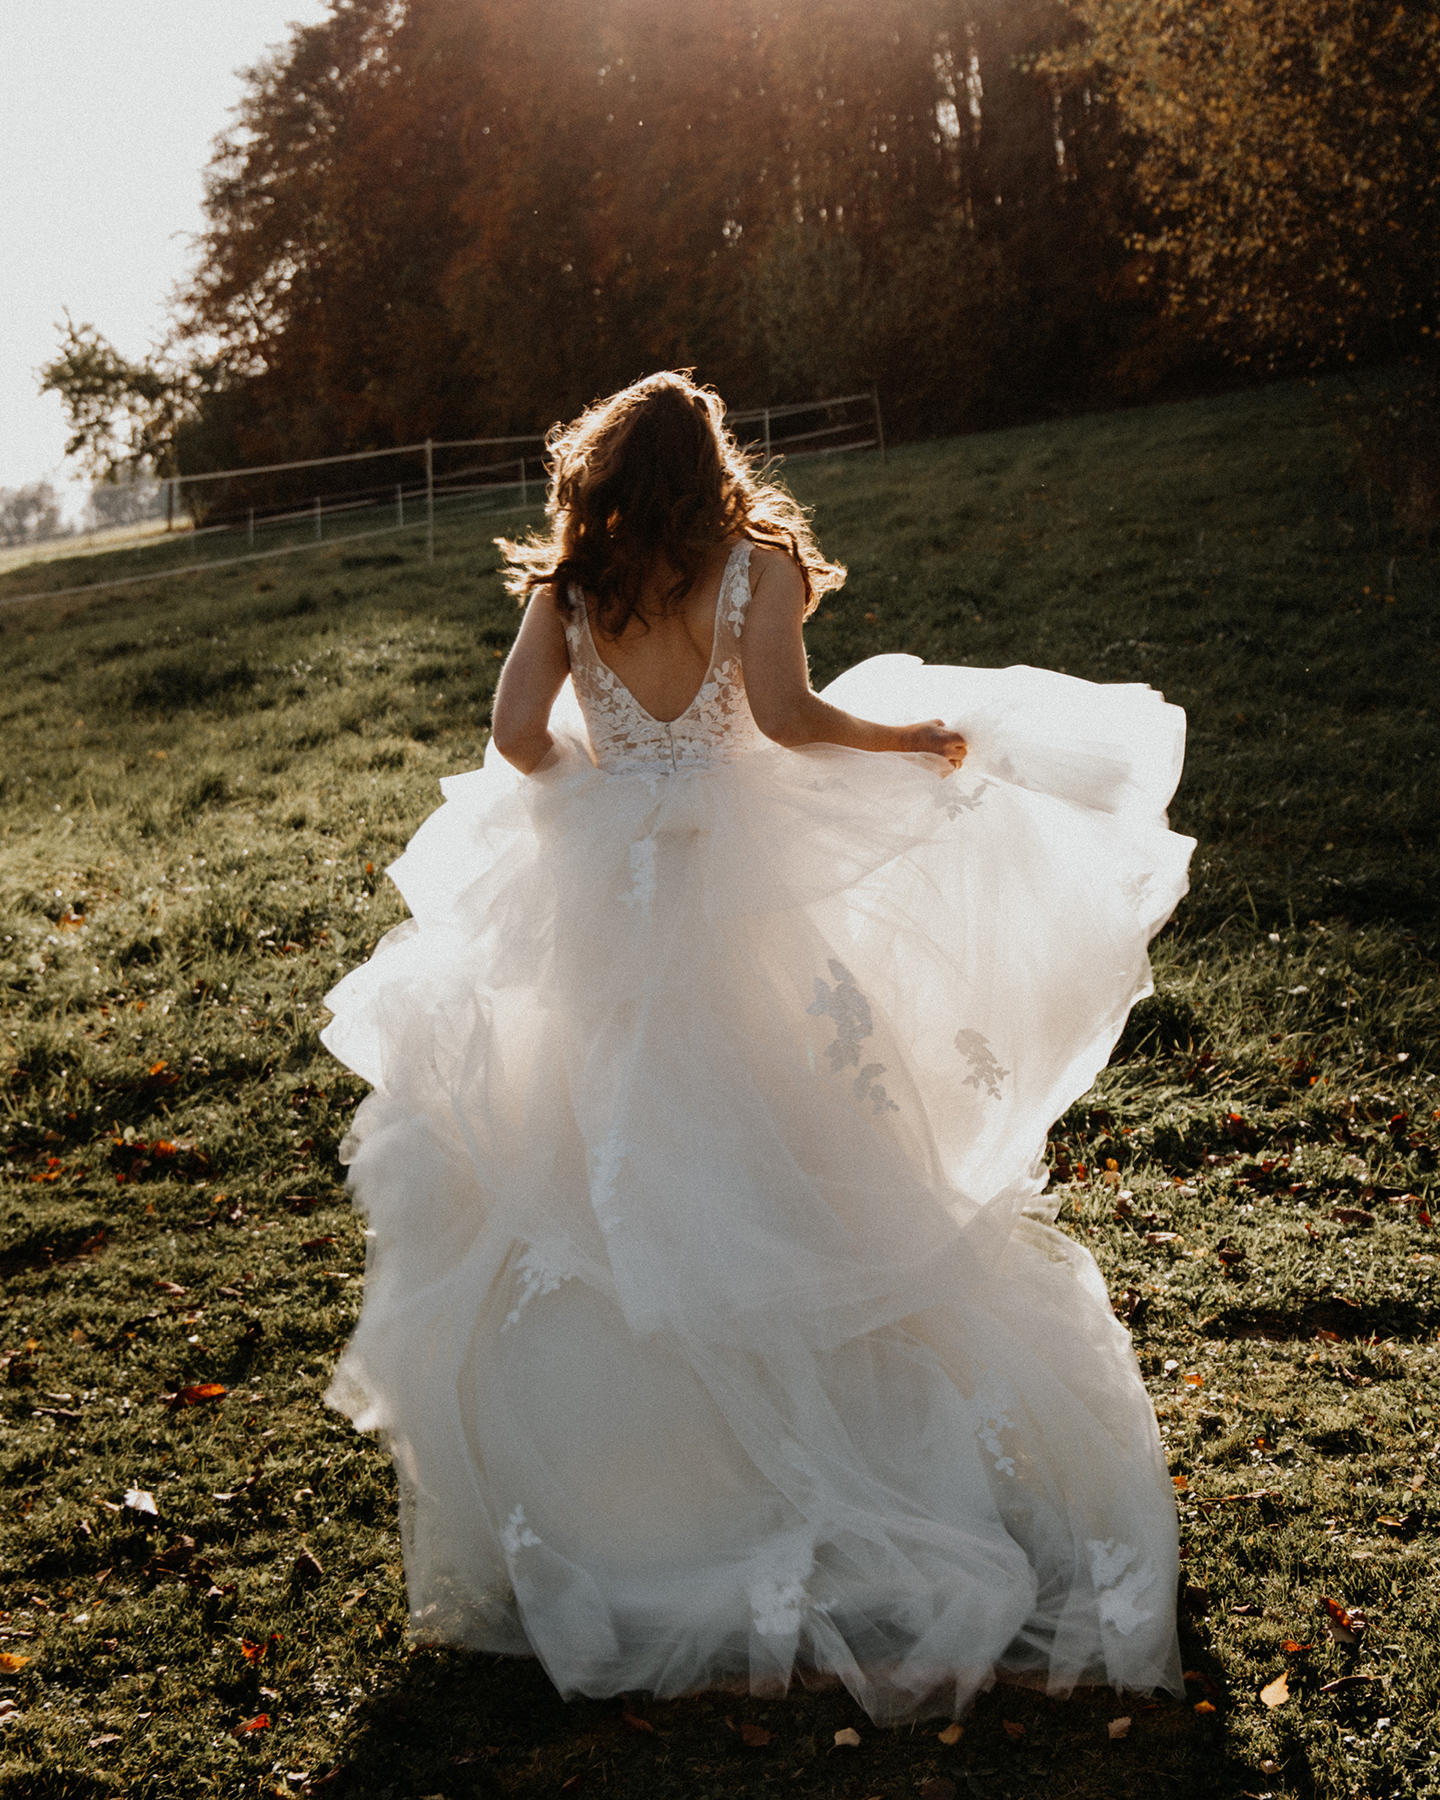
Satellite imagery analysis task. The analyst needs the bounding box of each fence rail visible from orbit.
[1,389,882,609]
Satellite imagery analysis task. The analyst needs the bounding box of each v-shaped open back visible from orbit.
[562,541,766,773]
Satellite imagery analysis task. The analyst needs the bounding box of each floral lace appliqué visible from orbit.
[1086,1539,1157,1637]
[500,1504,542,1561]
[972,1371,1019,1478]
[590,1129,632,1237]
[939,777,995,820]
[954,1028,1009,1100]
[620,835,657,916]
[747,1541,813,1638]
[501,1244,575,1332]
[808,960,899,1114]
[723,549,752,637]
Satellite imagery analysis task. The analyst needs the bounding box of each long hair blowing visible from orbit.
[497,371,846,636]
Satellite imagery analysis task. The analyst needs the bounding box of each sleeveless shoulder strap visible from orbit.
[719,540,754,641]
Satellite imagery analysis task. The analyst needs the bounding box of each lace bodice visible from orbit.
[563,541,767,773]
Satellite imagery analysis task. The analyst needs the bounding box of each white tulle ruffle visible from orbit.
[320,655,1194,1722]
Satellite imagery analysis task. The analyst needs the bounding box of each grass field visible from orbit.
[0,376,1436,1800]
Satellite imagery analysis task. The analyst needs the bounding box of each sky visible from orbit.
[0,0,333,498]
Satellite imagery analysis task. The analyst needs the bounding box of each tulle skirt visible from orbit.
[320,655,1194,1722]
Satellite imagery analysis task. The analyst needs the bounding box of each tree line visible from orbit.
[43,0,1439,505]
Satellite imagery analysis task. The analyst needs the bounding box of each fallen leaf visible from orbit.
[1281,1641,1312,1654]
[1183,1373,1204,1387]
[1146,1231,1181,1244]
[621,1709,655,1735]
[1320,1675,1376,1694]
[241,1633,281,1665]
[87,1733,122,1748]
[1260,1761,1280,1777]
[291,1548,324,1589]
[1172,1474,1189,1490]
[739,1721,771,1747]
[233,1713,270,1735]
[1319,1597,1366,1644]
[154,1281,187,1296]
[1193,1700,1216,1715]
[1260,1673,1290,1708]
[1108,1716,1132,1740]
[166,1383,225,1409]
[937,1722,963,1745]
[1376,1514,1417,1536]
[833,1726,862,1747]
[1329,1208,1374,1226]
[1410,1470,1427,1491]
[0,1653,30,1672]
[123,1488,157,1517]
[1002,1720,1025,1739]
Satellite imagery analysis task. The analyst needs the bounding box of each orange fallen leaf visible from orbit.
[1002,1720,1025,1739]
[1107,1716,1132,1740]
[833,1727,862,1747]
[1194,1700,1217,1715]
[0,1653,29,1672]
[1281,1640,1312,1654]
[1172,1474,1189,1490]
[234,1713,270,1735]
[167,1383,225,1409]
[1260,1673,1290,1708]
[621,1709,655,1735]
[937,1722,963,1745]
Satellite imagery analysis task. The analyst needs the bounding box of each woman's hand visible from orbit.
[898,719,968,770]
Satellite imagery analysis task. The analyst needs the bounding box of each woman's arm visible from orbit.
[742,549,967,768]
[490,586,571,773]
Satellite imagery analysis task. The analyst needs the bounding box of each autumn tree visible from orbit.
[1056,0,1440,363]
[46,0,1201,477]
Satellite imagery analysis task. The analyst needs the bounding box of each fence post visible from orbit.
[314,496,322,541]
[872,383,886,465]
[763,408,771,466]
[166,478,175,535]
[519,457,527,507]
[396,483,403,529]
[247,508,254,550]
[425,438,434,566]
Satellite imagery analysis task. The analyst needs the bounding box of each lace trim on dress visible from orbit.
[561,542,766,774]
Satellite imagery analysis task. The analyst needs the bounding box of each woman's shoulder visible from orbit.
[743,540,807,601]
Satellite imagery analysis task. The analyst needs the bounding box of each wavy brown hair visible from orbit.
[497,371,845,637]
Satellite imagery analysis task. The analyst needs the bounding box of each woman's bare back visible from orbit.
[584,538,743,723]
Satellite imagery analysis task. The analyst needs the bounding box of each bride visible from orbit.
[320,371,1193,1723]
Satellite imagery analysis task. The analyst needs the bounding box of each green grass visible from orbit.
[0,377,1436,1800]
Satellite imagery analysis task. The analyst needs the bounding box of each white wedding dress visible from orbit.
[321,540,1194,1722]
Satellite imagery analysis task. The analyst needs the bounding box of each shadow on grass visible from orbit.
[315,1645,1264,1800]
